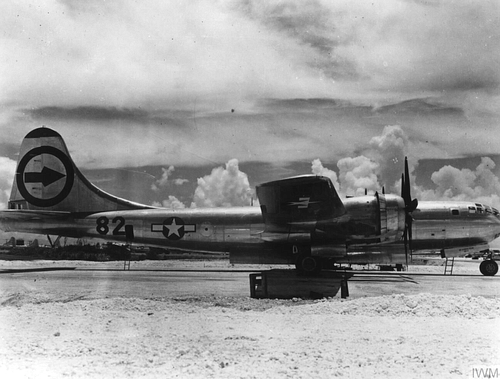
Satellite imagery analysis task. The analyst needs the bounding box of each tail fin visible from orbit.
[8,127,152,213]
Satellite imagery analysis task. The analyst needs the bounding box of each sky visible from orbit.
[1,0,500,228]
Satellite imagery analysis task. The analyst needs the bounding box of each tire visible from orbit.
[479,260,498,276]
[295,254,322,276]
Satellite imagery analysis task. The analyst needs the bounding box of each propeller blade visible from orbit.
[404,221,409,266]
[408,216,413,260]
[401,156,418,266]
[403,157,411,206]
[401,174,404,198]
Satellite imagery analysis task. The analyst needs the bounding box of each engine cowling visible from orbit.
[309,193,406,257]
[343,193,406,245]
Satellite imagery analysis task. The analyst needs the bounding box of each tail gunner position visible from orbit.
[1,127,499,276]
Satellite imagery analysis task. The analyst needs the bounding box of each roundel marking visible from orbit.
[151,217,196,240]
[16,146,74,207]
[162,217,186,240]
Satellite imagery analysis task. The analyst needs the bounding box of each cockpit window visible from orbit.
[468,206,476,213]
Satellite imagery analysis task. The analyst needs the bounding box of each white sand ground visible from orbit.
[0,260,499,378]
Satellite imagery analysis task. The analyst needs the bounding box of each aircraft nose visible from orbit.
[489,212,500,238]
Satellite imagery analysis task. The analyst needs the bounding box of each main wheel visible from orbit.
[295,254,322,276]
[479,260,498,276]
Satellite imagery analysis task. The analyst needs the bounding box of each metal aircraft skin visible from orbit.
[0,127,499,276]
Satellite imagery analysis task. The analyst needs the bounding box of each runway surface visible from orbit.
[1,261,499,299]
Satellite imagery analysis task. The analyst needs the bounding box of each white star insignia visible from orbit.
[164,218,182,237]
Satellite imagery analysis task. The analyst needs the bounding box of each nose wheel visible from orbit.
[479,259,498,276]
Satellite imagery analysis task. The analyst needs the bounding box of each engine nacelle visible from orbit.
[308,193,406,257]
[342,193,406,246]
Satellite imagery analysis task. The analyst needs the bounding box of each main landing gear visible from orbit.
[293,245,322,275]
[479,259,498,276]
[296,254,322,275]
[47,235,62,248]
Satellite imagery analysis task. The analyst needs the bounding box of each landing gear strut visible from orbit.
[479,259,498,276]
[47,235,62,248]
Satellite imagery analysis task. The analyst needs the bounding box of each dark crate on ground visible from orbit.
[250,269,352,299]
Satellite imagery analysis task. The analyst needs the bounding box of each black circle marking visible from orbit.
[16,146,74,207]
[162,217,185,240]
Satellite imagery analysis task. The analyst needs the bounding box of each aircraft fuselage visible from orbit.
[2,199,500,266]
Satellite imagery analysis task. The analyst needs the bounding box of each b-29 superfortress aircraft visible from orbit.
[1,127,499,276]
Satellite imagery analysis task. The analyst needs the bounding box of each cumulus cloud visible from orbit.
[308,125,500,209]
[151,166,189,207]
[417,157,500,208]
[337,156,380,197]
[174,178,189,186]
[367,125,409,190]
[151,166,175,192]
[0,157,17,209]
[191,159,253,208]
[152,196,186,210]
[312,125,408,197]
[311,159,340,190]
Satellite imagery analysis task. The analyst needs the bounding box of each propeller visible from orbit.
[401,157,418,266]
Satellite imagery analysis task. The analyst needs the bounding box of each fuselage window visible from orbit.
[451,209,459,216]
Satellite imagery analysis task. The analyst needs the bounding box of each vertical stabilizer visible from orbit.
[8,127,152,213]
